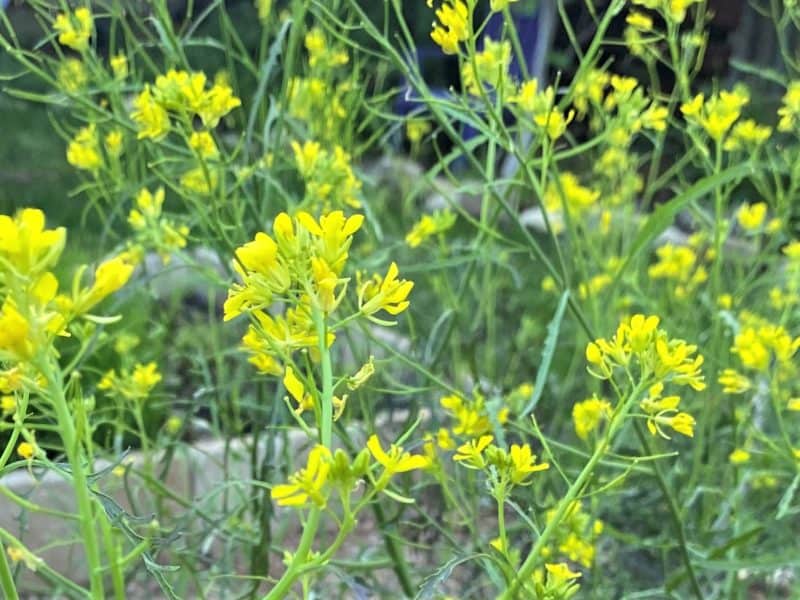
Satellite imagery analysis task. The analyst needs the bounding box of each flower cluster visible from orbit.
[440,392,509,439]
[586,315,704,439]
[429,0,470,55]
[778,81,800,132]
[454,435,549,487]
[53,8,93,52]
[510,80,574,141]
[572,396,612,441]
[127,187,190,263]
[640,382,696,438]
[0,209,135,388]
[131,69,240,142]
[291,140,363,210]
[648,243,708,300]
[730,317,799,374]
[462,38,513,96]
[540,501,604,569]
[98,362,162,402]
[286,29,353,144]
[681,86,771,150]
[586,314,705,389]
[225,211,412,376]
[405,209,456,248]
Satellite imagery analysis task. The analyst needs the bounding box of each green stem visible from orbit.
[500,380,646,598]
[40,358,105,599]
[633,423,703,600]
[0,540,19,600]
[262,307,334,599]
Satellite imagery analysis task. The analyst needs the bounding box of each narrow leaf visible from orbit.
[521,290,570,417]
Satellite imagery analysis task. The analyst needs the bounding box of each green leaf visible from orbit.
[776,473,800,520]
[382,488,415,504]
[423,308,455,365]
[521,290,570,417]
[415,554,488,600]
[245,18,292,157]
[613,163,753,285]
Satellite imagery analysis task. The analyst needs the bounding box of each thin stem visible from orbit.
[501,380,646,598]
[0,540,19,600]
[39,358,105,600]
[633,423,703,600]
[262,307,334,599]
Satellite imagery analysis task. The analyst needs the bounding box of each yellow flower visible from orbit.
[0,208,66,276]
[731,327,771,372]
[180,167,218,194]
[788,398,800,411]
[666,0,702,23]
[53,7,92,52]
[6,545,42,571]
[544,562,581,583]
[357,262,413,320]
[1,395,15,416]
[666,412,696,437]
[73,252,138,314]
[105,130,123,157]
[462,37,512,95]
[572,396,612,440]
[198,82,241,128]
[17,441,36,460]
[292,140,322,174]
[129,187,165,230]
[283,365,314,414]
[680,93,704,118]
[165,416,183,434]
[406,118,431,144]
[737,202,767,232]
[110,53,128,79]
[430,0,470,55]
[534,107,575,141]
[718,369,751,394]
[131,362,162,398]
[271,445,332,508]
[543,172,599,221]
[435,427,456,451]
[57,59,88,93]
[724,119,772,151]
[131,86,171,141]
[296,211,364,274]
[626,11,653,30]
[453,435,493,468]
[66,124,103,171]
[405,210,456,248]
[682,87,749,141]
[778,81,800,131]
[255,0,272,23]
[367,434,429,474]
[188,131,218,159]
[0,301,33,361]
[729,449,751,464]
[508,443,549,485]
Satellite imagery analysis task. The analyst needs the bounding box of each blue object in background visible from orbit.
[394,2,557,170]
